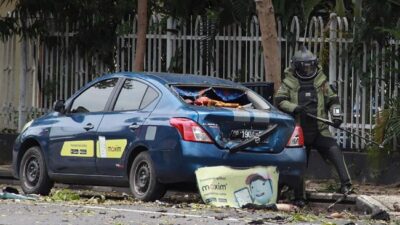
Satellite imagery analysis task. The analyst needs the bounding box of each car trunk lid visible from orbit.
[195,107,294,153]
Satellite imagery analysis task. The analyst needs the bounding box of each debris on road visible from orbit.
[370,209,390,222]
[327,212,346,219]
[50,189,80,201]
[0,192,36,200]
[393,202,400,211]
[0,186,36,200]
[242,203,298,212]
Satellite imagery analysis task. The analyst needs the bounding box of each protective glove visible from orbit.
[293,105,307,115]
[332,119,342,128]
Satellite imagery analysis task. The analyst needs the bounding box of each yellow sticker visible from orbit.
[96,139,127,159]
[60,140,94,157]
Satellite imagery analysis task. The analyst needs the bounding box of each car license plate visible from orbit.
[230,129,262,139]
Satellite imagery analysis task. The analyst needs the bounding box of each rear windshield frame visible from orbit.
[170,84,271,110]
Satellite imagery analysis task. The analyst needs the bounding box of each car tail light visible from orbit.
[286,125,304,147]
[169,118,213,143]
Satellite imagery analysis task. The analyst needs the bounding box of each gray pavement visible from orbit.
[0,181,396,225]
[0,194,383,225]
[370,195,400,217]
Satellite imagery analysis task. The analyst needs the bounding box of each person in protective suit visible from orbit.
[275,46,353,199]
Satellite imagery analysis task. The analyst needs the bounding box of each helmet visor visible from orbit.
[295,60,317,79]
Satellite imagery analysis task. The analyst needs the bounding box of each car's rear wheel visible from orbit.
[19,146,53,195]
[129,151,166,201]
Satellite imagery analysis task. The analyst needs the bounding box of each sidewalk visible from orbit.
[307,179,400,219]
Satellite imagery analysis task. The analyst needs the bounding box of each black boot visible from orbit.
[338,183,354,195]
[292,198,307,208]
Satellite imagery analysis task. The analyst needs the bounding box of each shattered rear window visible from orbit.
[172,85,270,110]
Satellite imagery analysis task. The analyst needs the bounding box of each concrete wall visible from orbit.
[306,150,400,185]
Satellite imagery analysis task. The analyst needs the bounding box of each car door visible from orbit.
[48,78,119,175]
[96,78,159,176]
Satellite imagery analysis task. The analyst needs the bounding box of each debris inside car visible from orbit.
[173,86,252,108]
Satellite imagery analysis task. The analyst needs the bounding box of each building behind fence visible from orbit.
[0,13,398,150]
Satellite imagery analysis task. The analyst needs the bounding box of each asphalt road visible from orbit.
[0,180,391,225]
[0,190,384,225]
[0,200,246,225]
[0,199,376,225]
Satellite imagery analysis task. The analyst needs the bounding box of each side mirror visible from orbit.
[53,100,65,113]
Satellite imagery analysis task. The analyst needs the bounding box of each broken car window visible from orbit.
[173,86,270,110]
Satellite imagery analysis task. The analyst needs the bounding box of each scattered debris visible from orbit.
[370,209,390,222]
[263,215,289,223]
[327,212,346,219]
[111,215,125,220]
[247,215,291,224]
[242,203,278,211]
[290,213,318,223]
[344,222,356,225]
[242,203,297,212]
[0,192,36,200]
[50,189,80,201]
[214,215,227,220]
[247,219,264,224]
[320,222,337,225]
[276,203,298,212]
[86,195,106,204]
[393,202,400,211]
[2,187,19,194]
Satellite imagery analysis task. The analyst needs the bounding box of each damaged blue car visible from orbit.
[13,72,306,201]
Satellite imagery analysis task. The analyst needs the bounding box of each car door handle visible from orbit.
[129,123,141,130]
[83,123,94,131]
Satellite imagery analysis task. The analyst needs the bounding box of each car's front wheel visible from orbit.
[129,151,166,201]
[19,146,53,195]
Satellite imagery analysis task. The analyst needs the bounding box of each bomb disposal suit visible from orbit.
[275,47,352,194]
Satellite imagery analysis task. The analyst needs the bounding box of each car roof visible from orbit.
[100,72,244,88]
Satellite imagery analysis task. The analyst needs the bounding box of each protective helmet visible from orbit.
[291,46,318,80]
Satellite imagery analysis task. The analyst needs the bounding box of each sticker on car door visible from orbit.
[60,140,95,157]
[96,137,127,158]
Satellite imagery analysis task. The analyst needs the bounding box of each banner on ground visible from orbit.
[195,166,279,208]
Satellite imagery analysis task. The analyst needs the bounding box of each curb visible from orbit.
[356,195,391,221]
[307,191,357,202]
[307,191,391,221]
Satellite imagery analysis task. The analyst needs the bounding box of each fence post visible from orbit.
[166,17,174,70]
[328,13,338,136]
[329,13,337,84]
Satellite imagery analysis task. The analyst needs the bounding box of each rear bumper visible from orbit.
[151,141,306,189]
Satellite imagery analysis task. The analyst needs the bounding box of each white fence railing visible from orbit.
[0,13,398,150]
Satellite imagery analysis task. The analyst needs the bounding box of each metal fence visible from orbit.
[0,13,398,150]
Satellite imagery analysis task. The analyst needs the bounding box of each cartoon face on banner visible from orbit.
[245,173,273,205]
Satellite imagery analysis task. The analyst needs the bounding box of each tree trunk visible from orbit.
[133,0,148,71]
[254,0,281,93]
[18,37,28,132]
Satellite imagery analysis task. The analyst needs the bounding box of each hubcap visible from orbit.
[25,156,40,187]
[134,162,150,195]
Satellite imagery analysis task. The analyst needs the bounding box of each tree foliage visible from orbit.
[347,0,400,151]
[0,0,137,68]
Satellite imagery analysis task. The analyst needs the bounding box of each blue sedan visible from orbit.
[13,72,306,201]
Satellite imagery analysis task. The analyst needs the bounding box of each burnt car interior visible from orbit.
[172,85,270,110]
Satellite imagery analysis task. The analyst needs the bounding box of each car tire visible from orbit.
[129,151,166,201]
[19,146,53,195]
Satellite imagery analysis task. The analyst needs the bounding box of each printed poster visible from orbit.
[195,166,279,208]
